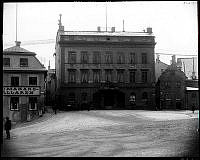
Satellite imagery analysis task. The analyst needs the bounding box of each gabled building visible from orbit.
[156,55,187,110]
[3,41,47,123]
[54,16,156,110]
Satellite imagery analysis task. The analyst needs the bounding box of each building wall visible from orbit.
[55,34,156,110]
[3,53,46,123]
[159,67,186,109]
[155,59,169,82]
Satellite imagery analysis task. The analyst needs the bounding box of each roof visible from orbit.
[60,31,154,37]
[186,87,199,91]
[3,41,36,55]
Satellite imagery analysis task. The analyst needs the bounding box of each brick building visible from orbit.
[55,18,156,110]
[157,55,187,110]
[3,41,47,123]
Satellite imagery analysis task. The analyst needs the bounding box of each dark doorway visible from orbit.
[176,101,182,109]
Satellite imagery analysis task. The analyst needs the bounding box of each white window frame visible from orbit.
[10,97,19,111]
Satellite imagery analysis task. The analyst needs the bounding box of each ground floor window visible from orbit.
[10,97,19,111]
[29,97,37,110]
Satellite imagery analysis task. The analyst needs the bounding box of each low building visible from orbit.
[3,41,47,123]
[157,55,187,110]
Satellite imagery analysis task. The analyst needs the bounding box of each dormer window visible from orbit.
[20,58,28,67]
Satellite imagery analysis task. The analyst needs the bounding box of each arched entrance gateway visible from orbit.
[93,89,125,109]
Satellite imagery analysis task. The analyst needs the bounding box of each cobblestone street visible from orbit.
[1,110,199,157]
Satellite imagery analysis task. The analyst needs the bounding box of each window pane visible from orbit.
[68,70,76,83]
[29,77,37,85]
[81,51,88,64]
[130,71,135,83]
[130,53,135,64]
[142,53,147,64]
[68,51,76,64]
[10,97,19,110]
[3,58,10,66]
[20,58,28,67]
[142,71,147,83]
[11,77,19,86]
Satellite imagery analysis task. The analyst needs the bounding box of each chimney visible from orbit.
[147,27,152,33]
[111,27,115,32]
[15,41,21,47]
[97,26,101,32]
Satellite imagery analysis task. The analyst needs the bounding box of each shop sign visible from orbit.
[3,87,40,96]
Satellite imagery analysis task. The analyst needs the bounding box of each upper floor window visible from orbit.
[68,69,76,83]
[117,53,125,64]
[20,58,28,67]
[81,51,89,64]
[93,52,101,64]
[3,58,10,67]
[142,53,147,64]
[130,71,136,83]
[105,52,113,64]
[141,71,148,83]
[93,70,100,83]
[117,70,124,82]
[105,70,112,82]
[130,53,136,64]
[29,77,37,85]
[11,77,19,86]
[81,70,89,83]
[10,97,19,111]
[68,51,76,64]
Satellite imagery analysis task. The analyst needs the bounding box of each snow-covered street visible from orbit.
[1,110,199,157]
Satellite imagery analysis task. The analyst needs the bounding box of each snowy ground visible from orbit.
[1,110,199,157]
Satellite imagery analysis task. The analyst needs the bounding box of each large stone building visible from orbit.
[55,17,156,110]
[3,41,47,123]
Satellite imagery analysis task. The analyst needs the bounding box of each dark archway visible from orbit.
[93,89,125,109]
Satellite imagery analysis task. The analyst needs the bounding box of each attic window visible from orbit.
[20,58,28,67]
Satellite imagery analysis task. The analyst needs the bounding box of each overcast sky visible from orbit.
[3,1,198,69]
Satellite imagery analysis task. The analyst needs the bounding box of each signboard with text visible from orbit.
[3,86,40,96]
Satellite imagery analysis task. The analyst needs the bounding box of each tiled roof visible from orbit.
[61,31,154,37]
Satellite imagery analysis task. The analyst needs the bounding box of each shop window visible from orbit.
[29,77,37,85]
[11,77,19,86]
[20,58,28,67]
[29,97,37,110]
[10,97,19,111]
[3,58,10,67]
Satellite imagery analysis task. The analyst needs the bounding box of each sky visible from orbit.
[3,1,198,69]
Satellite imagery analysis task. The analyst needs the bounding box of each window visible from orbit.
[81,92,87,101]
[142,53,147,64]
[3,58,10,67]
[176,81,181,88]
[93,70,100,83]
[11,77,19,86]
[105,70,112,82]
[68,51,76,64]
[93,52,101,64]
[105,52,113,64]
[191,92,196,98]
[29,77,37,85]
[20,58,28,67]
[142,92,148,100]
[81,51,89,64]
[68,69,76,83]
[29,97,37,110]
[141,71,147,83]
[81,70,89,83]
[130,71,135,83]
[117,53,125,64]
[130,92,136,103]
[130,53,136,64]
[10,97,19,111]
[117,70,124,82]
